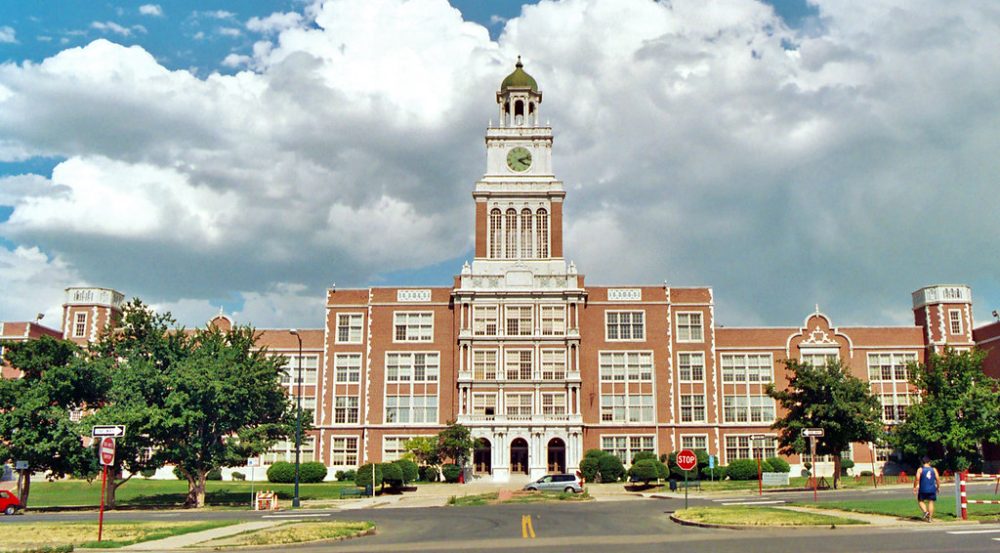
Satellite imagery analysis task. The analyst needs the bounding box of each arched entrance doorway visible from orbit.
[473,438,492,475]
[510,438,529,474]
[547,438,566,473]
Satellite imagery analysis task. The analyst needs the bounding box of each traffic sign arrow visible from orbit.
[92,425,126,438]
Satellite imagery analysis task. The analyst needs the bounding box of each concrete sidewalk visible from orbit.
[122,520,284,550]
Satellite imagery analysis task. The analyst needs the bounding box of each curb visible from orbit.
[186,525,378,550]
[668,512,861,530]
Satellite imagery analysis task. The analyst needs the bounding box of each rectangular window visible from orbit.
[880,394,911,423]
[599,351,653,382]
[606,311,645,341]
[334,353,361,383]
[680,395,706,422]
[540,305,566,336]
[681,435,708,450]
[473,305,498,336]
[601,435,654,464]
[676,312,703,342]
[541,393,567,416]
[393,312,433,342]
[505,306,533,336]
[721,354,773,383]
[331,437,358,466]
[749,396,775,423]
[302,396,317,422]
[472,349,498,380]
[678,352,705,382]
[336,313,363,344]
[723,396,748,423]
[383,436,412,462]
[802,352,838,367]
[386,352,439,382]
[506,393,533,418]
[540,349,566,380]
[725,435,777,462]
[472,393,497,417]
[279,354,319,385]
[385,396,438,424]
[949,309,963,335]
[601,394,653,423]
[73,312,87,338]
[505,350,533,380]
[866,352,916,381]
[334,396,359,424]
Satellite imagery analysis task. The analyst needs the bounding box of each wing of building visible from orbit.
[3,60,998,480]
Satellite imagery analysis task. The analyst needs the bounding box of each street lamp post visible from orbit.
[289,329,303,508]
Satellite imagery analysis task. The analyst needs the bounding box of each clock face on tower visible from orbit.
[506,146,532,172]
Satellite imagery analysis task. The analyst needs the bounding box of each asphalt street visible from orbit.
[4,483,1000,552]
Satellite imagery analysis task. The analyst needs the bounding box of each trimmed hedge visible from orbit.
[702,465,725,480]
[726,459,759,480]
[356,462,383,488]
[631,451,658,464]
[580,456,600,483]
[231,471,246,481]
[441,463,462,483]
[381,462,404,487]
[335,469,357,482]
[628,459,663,484]
[394,459,419,484]
[597,453,625,482]
[418,465,439,482]
[266,461,327,483]
[766,457,791,473]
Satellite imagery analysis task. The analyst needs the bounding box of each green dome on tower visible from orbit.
[500,56,538,92]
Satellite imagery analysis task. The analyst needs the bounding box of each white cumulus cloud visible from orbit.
[138,4,163,17]
[0,26,16,44]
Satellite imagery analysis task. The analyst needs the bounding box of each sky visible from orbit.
[0,0,997,332]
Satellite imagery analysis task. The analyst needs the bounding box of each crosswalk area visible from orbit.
[945,527,1000,543]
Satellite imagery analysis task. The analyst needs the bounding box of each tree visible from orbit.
[768,358,883,489]
[0,337,108,507]
[158,326,295,507]
[404,436,440,467]
[436,422,475,467]
[892,349,1000,471]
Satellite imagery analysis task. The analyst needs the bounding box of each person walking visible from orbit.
[913,456,940,522]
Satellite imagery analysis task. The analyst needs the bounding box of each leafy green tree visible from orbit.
[627,459,661,484]
[768,358,883,489]
[0,337,108,507]
[394,458,419,485]
[404,436,440,467]
[892,349,1000,471]
[159,326,295,507]
[436,422,475,467]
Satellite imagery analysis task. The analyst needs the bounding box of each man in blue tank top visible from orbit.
[913,456,940,522]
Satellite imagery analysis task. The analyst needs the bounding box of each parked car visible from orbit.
[0,490,22,515]
[523,474,583,493]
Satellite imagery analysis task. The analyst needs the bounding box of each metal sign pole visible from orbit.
[98,464,107,541]
[810,437,818,502]
[684,469,688,510]
[250,464,255,510]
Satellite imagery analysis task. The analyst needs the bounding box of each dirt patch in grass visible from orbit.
[674,506,867,527]
[0,520,239,551]
[448,490,592,506]
[209,521,375,547]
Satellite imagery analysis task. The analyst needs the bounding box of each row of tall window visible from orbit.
[471,349,567,380]
[470,392,569,417]
[489,207,549,259]
[473,304,566,336]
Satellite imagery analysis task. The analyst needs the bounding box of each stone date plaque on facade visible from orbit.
[608,288,642,301]
[397,289,432,302]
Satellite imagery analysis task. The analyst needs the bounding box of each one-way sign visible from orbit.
[92,425,126,438]
[802,428,824,437]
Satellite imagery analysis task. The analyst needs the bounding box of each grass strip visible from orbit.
[804,496,1000,521]
[0,520,240,552]
[447,490,592,506]
[674,506,867,527]
[225,521,375,546]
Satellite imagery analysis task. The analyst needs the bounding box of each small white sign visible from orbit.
[802,428,825,437]
[750,434,768,441]
[247,459,258,467]
[14,461,28,470]
[762,472,790,486]
[92,425,127,438]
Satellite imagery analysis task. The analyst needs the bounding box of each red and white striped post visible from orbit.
[960,470,968,521]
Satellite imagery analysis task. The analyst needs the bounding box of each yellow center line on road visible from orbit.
[521,514,536,538]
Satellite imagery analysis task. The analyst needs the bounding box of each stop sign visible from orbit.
[676,449,698,472]
[100,437,115,466]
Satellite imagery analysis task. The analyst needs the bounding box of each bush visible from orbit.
[441,463,462,483]
[726,459,760,480]
[140,468,157,479]
[765,457,791,473]
[394,459,419,484]
[628,459,662,484]
[299,462,328,483]
[336,469,357,482]
[580,456,600,483]
[702,465,726,480]
[803,461,812,470]
[840,459,855,475]
[631,451,658,464]
[231,471,245,481]
[381,462,404,487]
[759,459,774,473]
[859,470,873,477]
[206,467,223,481]
[418,465,438,482]
[267,462,296,483]
[597,454,625,482]
[355,463,383,489]
[584,449,607,460]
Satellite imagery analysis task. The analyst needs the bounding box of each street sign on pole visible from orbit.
[14,461,28,470]
[803,428,824,437]
[99,437,116,466]
[750,436,766,496]
[750,434,767,441]
[676,449,697,510]
[97,437,115,543]
[92,425,127,438]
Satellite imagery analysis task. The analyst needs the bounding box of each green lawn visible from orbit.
[637,475,884,493]
[24,479,355,508]
[1,520,239,551]
[801,496,1000,521]
[674,506,867,527]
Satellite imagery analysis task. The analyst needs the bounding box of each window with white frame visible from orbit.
[678,352,705,382]
[676,312,703,342]
[680,394,706,422]
[489,209,502,259]
[802,351,838,367]
[606,311,645,341]
[73,312,87,338]
[472,393,497,417]
[867,352,916,381]
[336,313,363,344]
[723,396,775,423]
[383,436,412,462]
[334,353,361,383]
[505,306,533,336]
[385,395,437,424]
[720,354,773,383]
[880,394,911,423]
[279,354,319,385]
[473,305,499,336]
[536,208,549,258]
[334,396,359,424]
[601,394,653,423]
[386,352,439,382]
[394,312,433,342]
[331,437,358,466]
[874,443,895,462]
[505,393,533,418]
[949,309,963,335]
[473,349,498,380]
[601,435,654,464]
[301,396,317,422]
[681,435,708,451]
[505,350,533,380]
[541,349,566,380]
[264,437,317,464]
[540,305,566,336]
[725,435,776,462]
[541,392,567,415]
[599,351,653,382]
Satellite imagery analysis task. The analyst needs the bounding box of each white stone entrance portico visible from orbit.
[469,427,582,482]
